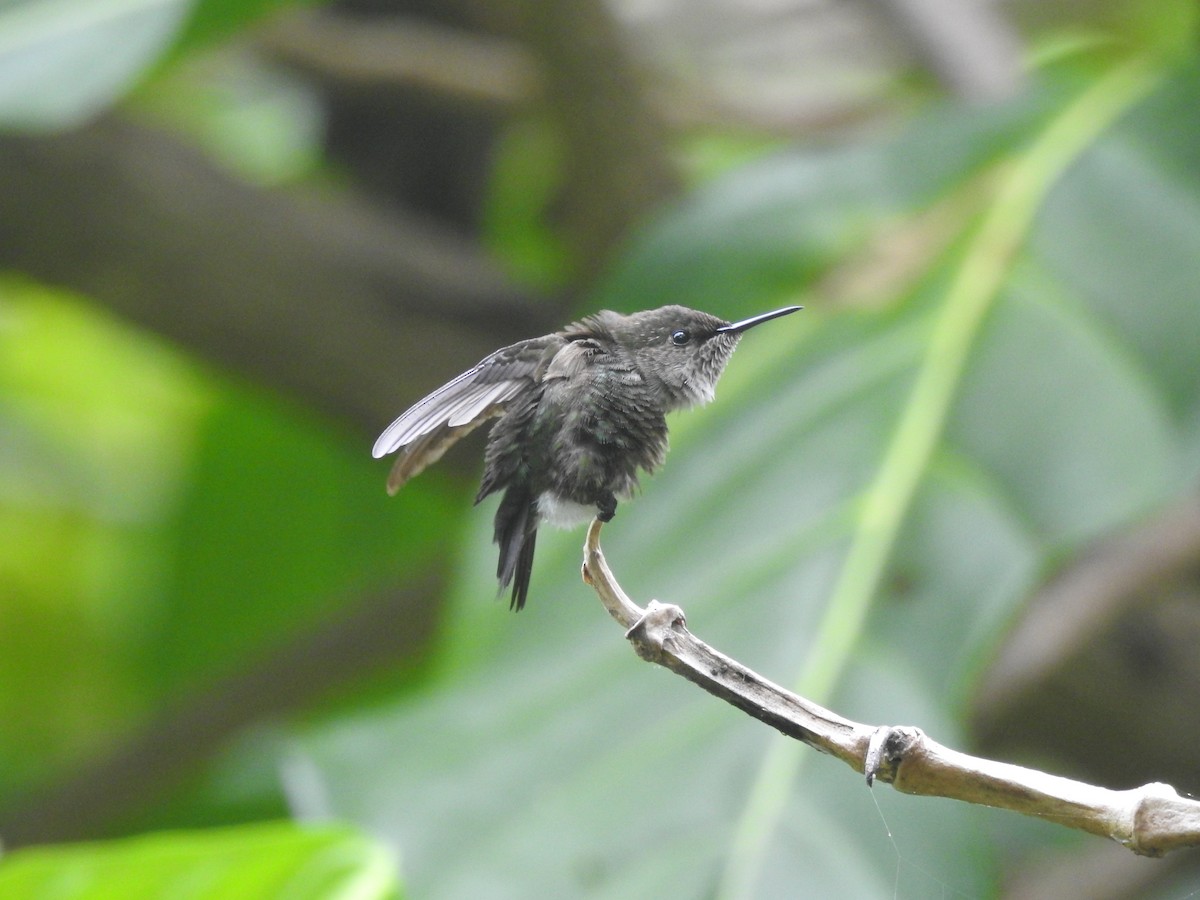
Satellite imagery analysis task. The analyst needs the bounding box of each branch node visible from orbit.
[1129,782,1200,857]
[625,600,686,660]
[865,725,922,786]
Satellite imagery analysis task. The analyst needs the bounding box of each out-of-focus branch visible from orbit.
[517,0,683,279]
[867,0,1024,101]
[265,1,683,282]
[975,494,1200,728]
[257,6,895,137]
[259,9,537,110]
[581,519,1200,857]
[0,116,550,433]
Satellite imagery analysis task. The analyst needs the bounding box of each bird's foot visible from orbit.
[596,493,617,523]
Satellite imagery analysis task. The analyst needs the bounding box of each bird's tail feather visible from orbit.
[495,490,538,611]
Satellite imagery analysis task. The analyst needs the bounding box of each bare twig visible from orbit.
[260,9,538,108]
[581,519,1200,858]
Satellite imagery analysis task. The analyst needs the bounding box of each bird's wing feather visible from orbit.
[384,419,494,494]
[445,380,519,427]
[373,336,559,494]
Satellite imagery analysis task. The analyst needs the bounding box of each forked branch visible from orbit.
[580,519,1200,857]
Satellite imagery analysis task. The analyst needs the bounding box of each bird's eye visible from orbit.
[671,330,690,346]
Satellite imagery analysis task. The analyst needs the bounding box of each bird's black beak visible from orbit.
[716,305,803,334]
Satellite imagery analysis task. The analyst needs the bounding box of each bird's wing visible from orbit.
[372,337,559,495]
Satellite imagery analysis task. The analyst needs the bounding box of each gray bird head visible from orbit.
[594,304,801,411]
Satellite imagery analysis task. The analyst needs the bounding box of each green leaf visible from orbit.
[168,0,311,53]
[0,0,319,131]
[0,283,454,805]
[0,0,194,129]
[0,821,400,899]
[147,387,455,695]
[0,282,213,791]
[277,55,1200,898]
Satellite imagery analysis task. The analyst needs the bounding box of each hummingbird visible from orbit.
[372,304,801,610]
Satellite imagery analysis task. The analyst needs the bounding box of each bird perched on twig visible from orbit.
[373,304,801,610]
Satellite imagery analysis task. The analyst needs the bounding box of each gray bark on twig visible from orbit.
[581,519,1200,858]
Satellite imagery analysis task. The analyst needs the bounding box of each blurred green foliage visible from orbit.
[278,59,1200,898]
[1,0,1199,898]
[0,821,399,899]
[0,286,211,789]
